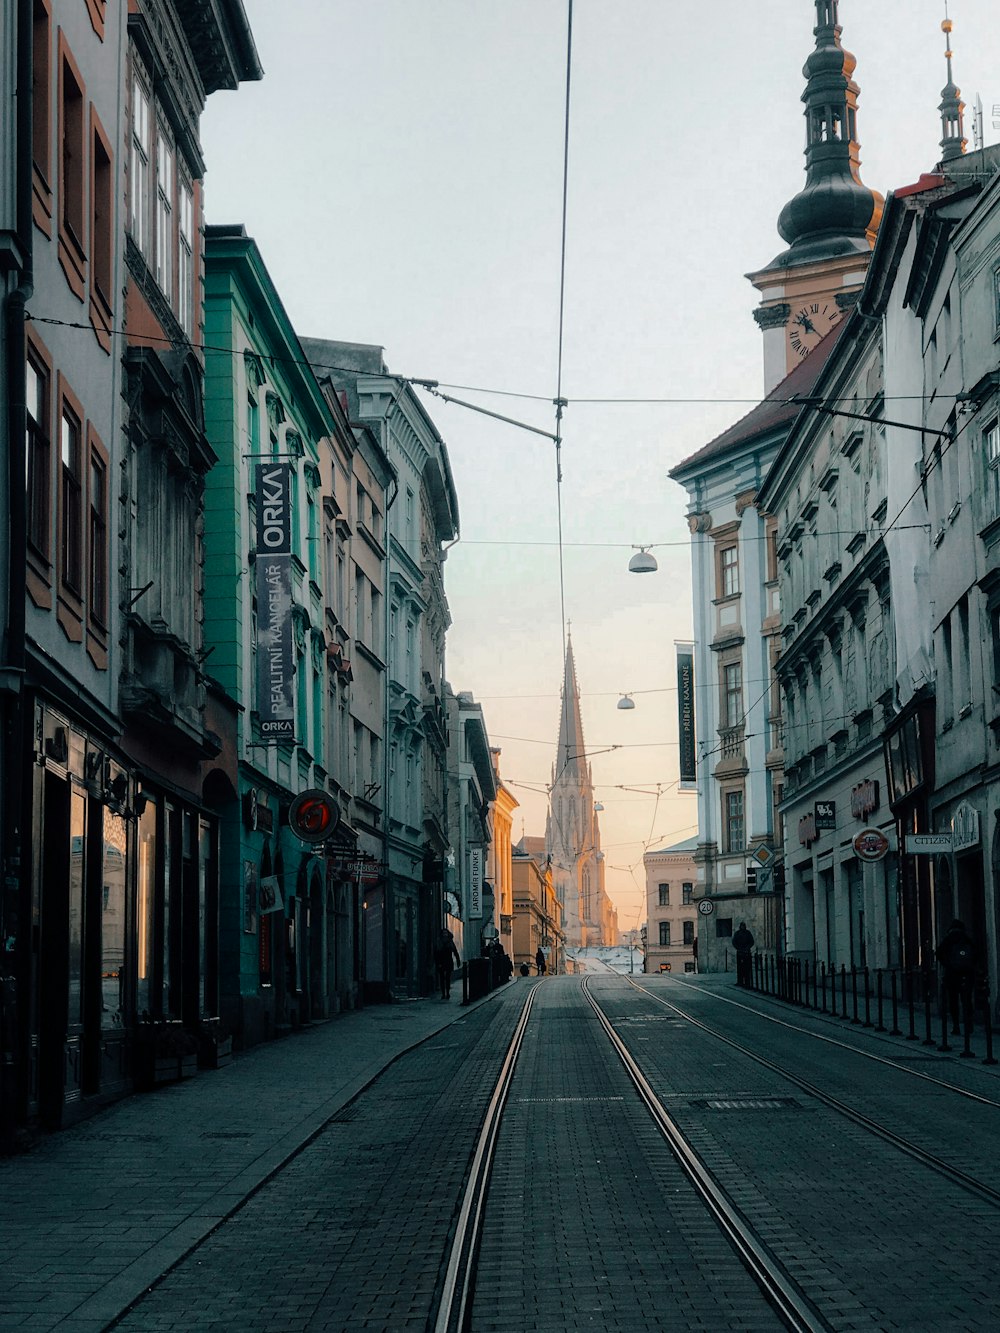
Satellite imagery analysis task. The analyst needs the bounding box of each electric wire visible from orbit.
[553,0,574,664]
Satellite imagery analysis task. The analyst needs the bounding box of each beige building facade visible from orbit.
[644,838,699,975]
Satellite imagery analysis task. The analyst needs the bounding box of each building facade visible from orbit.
[489,749,518,963]
[643,838,699,975]
[445,688,497,963]
[512,839,565,975]
[301,339,459,998]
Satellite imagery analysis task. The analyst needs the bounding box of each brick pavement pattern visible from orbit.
[0,983,501,1333]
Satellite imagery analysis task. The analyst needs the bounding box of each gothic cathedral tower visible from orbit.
[746,0,884,392]
[545,636,614,947]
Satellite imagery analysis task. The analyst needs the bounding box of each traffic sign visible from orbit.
[905,833,952,854]
[751,844,775,867]
[853,828,890,862]
[697,899,715,915]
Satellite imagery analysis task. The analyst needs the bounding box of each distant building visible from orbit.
[445,687,496,962]
[512,839,564,975]
[489,749,519,963]
[545,635,615,946]
[643,838,699,975]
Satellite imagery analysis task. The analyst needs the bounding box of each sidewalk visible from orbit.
[0,985,493,1333]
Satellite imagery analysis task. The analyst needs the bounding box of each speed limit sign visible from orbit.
[697,898,715,915]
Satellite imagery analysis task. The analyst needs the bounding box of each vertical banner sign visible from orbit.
[676,642,697,790]
[255,463,295,741]
[469,848,483,919]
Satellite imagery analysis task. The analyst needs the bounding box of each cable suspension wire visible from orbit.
[554,0,573,663]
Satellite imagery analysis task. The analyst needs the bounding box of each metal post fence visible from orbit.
[863,967,873,1028]
[875,969,886,1032]
[820,962,828,1014]
[906,969,917,1040]
[851,966,860,1024]
[890,969,902,1037]
[923,969,935,1046]
[840,964,848,1020]
[983,990,997,1066]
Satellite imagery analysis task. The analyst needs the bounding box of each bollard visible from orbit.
[769,954,775,996]
[863,967,873,1028]
[939,992,952,1052]
[983,995,997,1066]
[462,961,469,1006]
[876,969,886,1033]
[840,964,848,1020]
[851,966,860,1024]
[820,962,828,1014]
[906,969,917,1041]
[923,969,935,1046]
[889,969,902,1037]
[803,959,810,1008]
[813,960,819,1011]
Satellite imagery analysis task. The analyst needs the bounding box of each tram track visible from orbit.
[620,975,1000,1211]
[435,977,834,1333]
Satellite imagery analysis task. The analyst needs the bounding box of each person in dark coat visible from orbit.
[732,921,755,987]
[535,947,546,976]
[433,928,461,999]
[936,918,976,1035]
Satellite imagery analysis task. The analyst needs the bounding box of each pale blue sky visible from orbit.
[201,0,1000,927]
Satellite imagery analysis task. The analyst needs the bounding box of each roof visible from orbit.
[645,835,699,856]
[669,318,850,480]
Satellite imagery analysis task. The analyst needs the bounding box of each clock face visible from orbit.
[788,301,840,357]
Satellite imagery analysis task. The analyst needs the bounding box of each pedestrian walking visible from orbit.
[732,921,755,987]
[433,928,461,1000]
[936,918,976,1036]
[535,947,546,976]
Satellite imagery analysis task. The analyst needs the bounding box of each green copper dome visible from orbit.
[772,0,883,268]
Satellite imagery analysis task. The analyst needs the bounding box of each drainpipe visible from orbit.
[1,0,34,1149]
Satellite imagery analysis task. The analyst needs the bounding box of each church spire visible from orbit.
[554,633,587,783]
[938,7,967,163]
[772,0,883,268]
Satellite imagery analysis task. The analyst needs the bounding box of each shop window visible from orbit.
[32,0,52,230]
[101,807,127,1029]
[136,796,157,1018]
[658,921,670,946]
[58,33,87,298]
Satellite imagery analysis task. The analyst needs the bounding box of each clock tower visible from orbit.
[747,1,884,391]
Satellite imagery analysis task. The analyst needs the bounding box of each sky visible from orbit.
[200,0,1000,932]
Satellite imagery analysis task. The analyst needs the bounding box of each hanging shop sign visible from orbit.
[799,811,817,846]
[329,854,384,884]
[288,788,341,843]
[851,779,880,820]
[852,828,890,862]
[255,463,295,742]
[469,848,484,919]
[675,642,697,790]
[952,801,980,853]
[905,833,953,854]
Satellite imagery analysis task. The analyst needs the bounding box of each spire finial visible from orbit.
[939,2,966,163]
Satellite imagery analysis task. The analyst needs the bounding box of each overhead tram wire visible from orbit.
[553,0,574,663]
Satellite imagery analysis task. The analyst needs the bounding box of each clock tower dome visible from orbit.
[747,0,884,391]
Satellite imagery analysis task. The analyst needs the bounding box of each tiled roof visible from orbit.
[670,318,851,478]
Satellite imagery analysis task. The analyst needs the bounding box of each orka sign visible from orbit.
[288,789,340,844]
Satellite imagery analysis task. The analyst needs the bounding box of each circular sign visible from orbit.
[481,924,499,940]
[853,828,890,862]
[697,899,715,915]
[288,789,340,843]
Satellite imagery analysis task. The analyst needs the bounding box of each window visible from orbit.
[716,917,733,939]
[26,347,51,561]
[658,883,669,907]
[130,75,151,255]
[723,661,743,728]
[355,569,366,640]
[58,35,86,297]
[32,0,52,227]
[659,921,671,946]
[155,128,174,299]
[178,178,194,334]
[684,961,696,973]
[90,107,114,346]
[719,543,739,597]
[88,442,108,626]
[683,921,694,946]
[682,882,693,905]
[986,419,1000,519]
[60,398,83,592]
[723,789,745,853]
